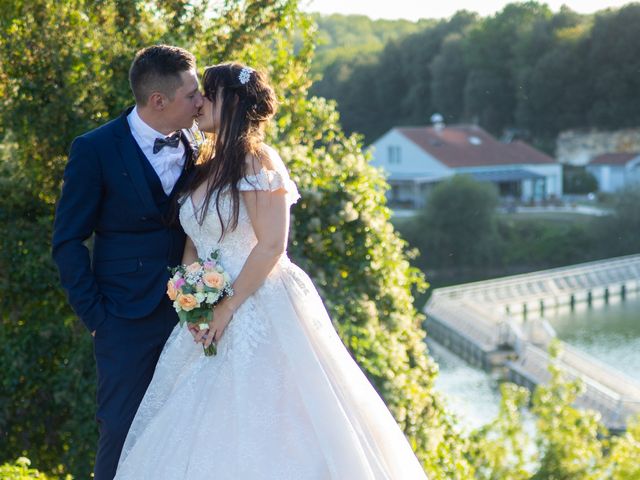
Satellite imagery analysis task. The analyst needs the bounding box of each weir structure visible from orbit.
[424,253,640,433]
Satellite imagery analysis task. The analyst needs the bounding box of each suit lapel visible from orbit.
[114,107,161,217]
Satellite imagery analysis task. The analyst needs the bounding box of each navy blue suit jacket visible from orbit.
[52,108,195,332]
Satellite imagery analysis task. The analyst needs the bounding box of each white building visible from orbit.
[369,124,563,208]
[586,153,640,193]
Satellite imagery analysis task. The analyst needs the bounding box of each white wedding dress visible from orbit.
[114,161,428,479]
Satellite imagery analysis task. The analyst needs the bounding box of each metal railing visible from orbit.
[435,254,640,306]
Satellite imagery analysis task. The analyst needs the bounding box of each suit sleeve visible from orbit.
[52,136,106,332]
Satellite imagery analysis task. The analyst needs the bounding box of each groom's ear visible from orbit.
[148,91,168,111]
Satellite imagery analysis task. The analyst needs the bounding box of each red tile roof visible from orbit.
[590,153,639,166]
[396,125,555,168]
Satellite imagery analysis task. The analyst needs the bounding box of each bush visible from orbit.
[0,181,97,478]
[468,341,640,479]
[497,215,600,268]
[595,186,640,256]
[397,175,502,273]
[0,457,66,480]
[563,165,598,194]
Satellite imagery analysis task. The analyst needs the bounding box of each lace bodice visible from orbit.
[179,167,300,279]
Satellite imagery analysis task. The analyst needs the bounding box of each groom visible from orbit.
[52,45,203,479]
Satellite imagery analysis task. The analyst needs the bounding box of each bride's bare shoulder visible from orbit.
[244,144,286,176]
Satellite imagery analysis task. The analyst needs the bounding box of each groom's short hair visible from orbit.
[129,45,196,106]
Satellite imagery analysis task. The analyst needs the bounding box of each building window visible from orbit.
[388,145,401,164]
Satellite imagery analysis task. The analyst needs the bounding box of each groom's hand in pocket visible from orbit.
[91,330,96,337]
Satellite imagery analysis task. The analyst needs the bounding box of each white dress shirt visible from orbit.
[127,106,186,196]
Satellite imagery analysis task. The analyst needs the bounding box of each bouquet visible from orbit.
[167,249,234,356]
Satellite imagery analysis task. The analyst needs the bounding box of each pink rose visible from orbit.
[174,278,186,289]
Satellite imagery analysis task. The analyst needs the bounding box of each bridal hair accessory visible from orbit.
[238,67,253,85]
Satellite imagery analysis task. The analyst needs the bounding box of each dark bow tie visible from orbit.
[153,132,181,154]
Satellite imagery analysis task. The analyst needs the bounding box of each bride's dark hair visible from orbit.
[186,62,277,237]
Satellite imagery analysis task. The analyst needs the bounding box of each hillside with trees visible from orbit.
[310,13,434,75]
[311,3,640,152]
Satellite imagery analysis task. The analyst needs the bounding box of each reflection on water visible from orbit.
[428,340,501,429]
[429,292,640,428]
[546,293,640,382]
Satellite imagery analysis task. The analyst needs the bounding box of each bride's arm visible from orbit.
[182,235,198,265]
[199,179,289,348]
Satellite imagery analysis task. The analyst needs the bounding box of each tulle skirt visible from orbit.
[115,259,427,479]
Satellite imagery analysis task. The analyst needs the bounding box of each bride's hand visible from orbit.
[197,300,235,348]
[187,322,201,340]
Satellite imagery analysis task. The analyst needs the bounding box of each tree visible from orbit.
[595,186,640,257]
[430,33,470,123]
[530,342,605,479]
[587,4,640,129]
[466,341,640,479]
[518,37,591,139]
[463,2,551,135]
[563,165,599,194]
[0,457,62,480]
[1,1,467,477]
[312,2,640,148]
[467,383,532,480]
[311,12,476,143]
[602,417,640,479]
[310,13,429,75]
[408,175,501,273]
[513,8,592,142]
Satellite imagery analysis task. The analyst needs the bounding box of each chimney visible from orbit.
[431,113,445,133]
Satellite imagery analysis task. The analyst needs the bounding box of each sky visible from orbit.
[301,0,632,20]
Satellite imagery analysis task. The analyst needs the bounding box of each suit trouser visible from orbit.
[92,296,177,480]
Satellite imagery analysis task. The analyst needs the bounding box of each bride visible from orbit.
[114,62,427,479]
